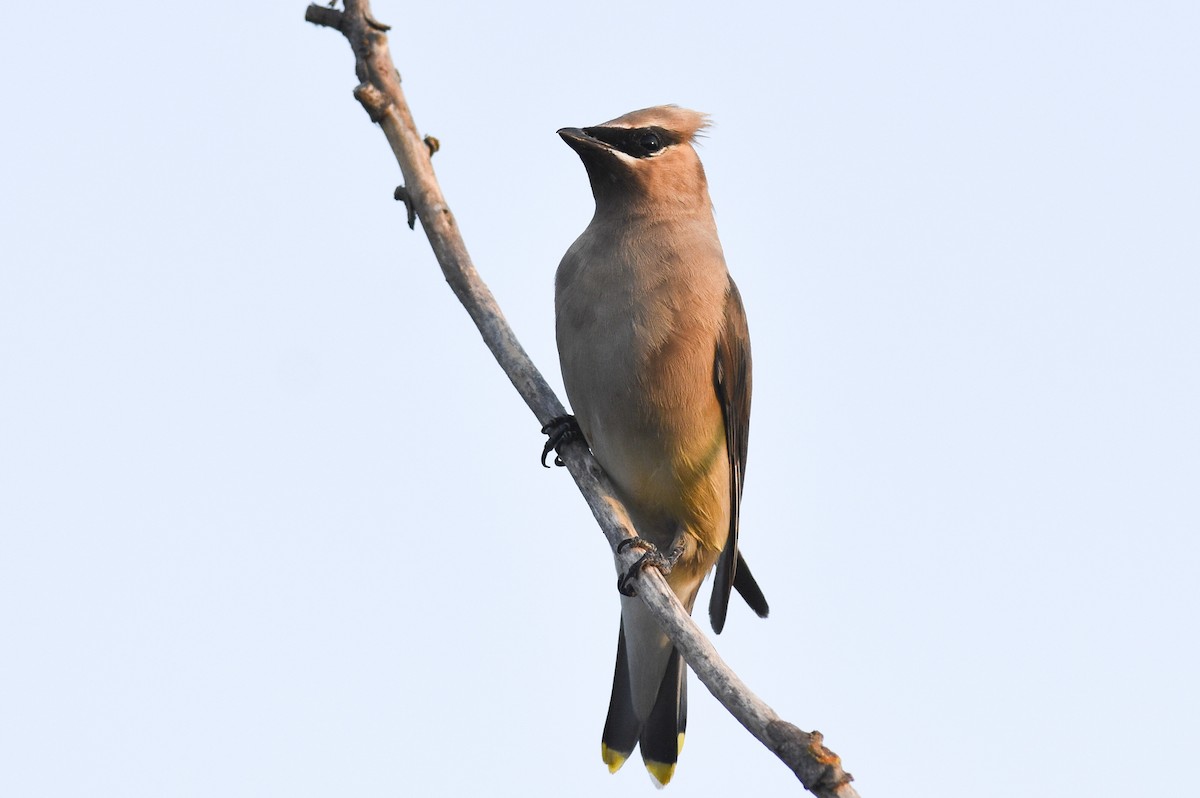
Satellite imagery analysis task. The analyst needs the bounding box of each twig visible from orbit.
[305,3,858,794]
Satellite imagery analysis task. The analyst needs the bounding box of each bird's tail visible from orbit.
[601,620,688,787]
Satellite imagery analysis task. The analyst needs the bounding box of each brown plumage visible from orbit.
[555,105,769,786]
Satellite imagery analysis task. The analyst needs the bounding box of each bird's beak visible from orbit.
[558,127,609,154]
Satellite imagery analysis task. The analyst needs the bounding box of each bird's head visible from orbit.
[558,105,712,212]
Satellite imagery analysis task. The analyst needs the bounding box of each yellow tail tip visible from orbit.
[601,743,627,774]
[645,760,677,787]
[645,734,684,787]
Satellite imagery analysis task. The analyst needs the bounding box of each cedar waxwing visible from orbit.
[553,105,770,786]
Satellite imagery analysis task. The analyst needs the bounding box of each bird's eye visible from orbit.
[639,132,663,153]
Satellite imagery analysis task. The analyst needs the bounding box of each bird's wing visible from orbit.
[708,278,768,633]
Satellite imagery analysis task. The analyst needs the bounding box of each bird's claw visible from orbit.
[616,539,683,597]
[394,185,416,230]
[541,414,584,468]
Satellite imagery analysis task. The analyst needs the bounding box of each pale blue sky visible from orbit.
[2,2,1197,796]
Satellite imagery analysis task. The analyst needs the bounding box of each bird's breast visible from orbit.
[554,217,731,539]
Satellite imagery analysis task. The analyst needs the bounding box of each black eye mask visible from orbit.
[580,125,683,159]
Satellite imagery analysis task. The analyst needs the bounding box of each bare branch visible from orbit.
[303,4,342,29]
[305,3,858,794]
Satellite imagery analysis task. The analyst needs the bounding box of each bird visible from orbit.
[552,105,770,786]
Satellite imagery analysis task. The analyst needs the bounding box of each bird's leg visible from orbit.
[541,414,585,468]
[616,537,684,597]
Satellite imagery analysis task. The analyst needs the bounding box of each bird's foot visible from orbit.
[541,414,584,468]
[616,538,684,597]
[393,185,416,229]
